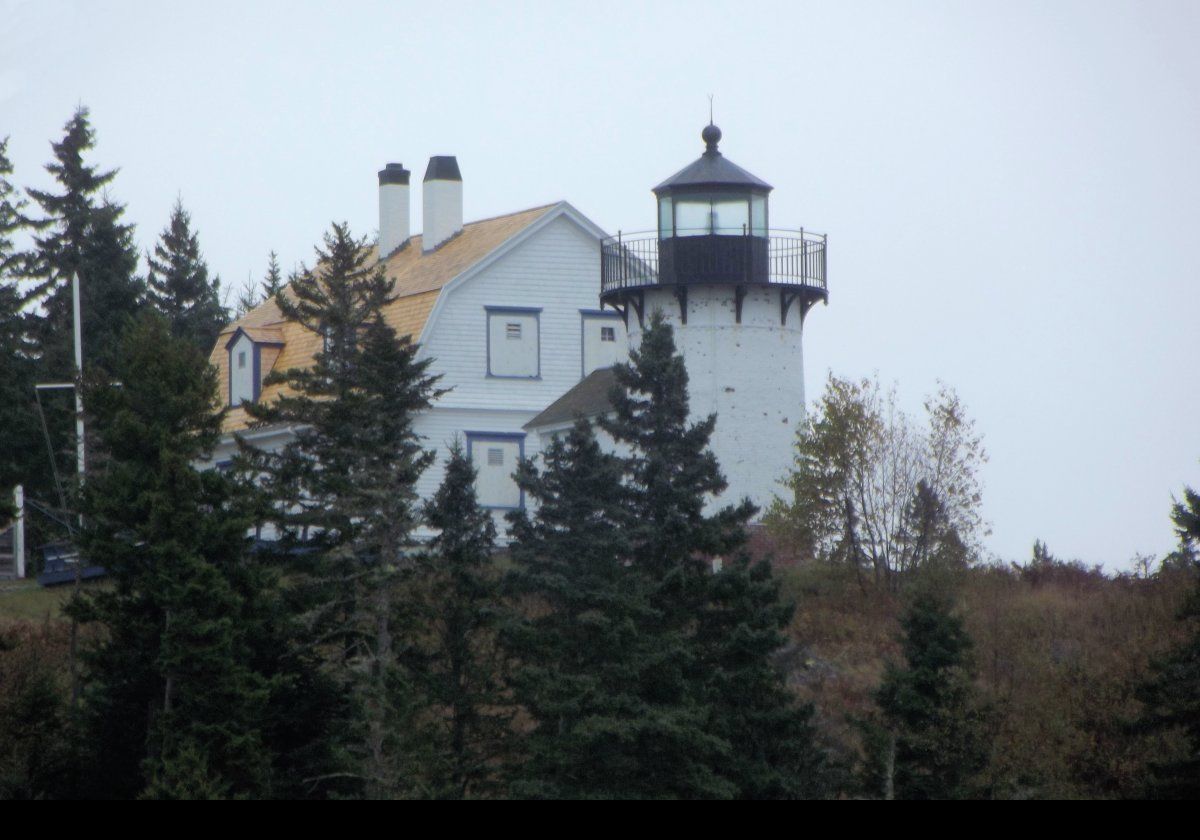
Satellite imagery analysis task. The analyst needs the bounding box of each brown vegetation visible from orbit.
[756,528,1196,799]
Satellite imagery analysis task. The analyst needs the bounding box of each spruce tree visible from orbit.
[0,136,41,509]
[875,590,988,799]
[1136,487,1200,799]
[233,273,260,316]
[144,198,226,352]
[696,555,832,798]
[598,311,755,584]
[25,107,142,375]
[70,313,274,799]
[406,442,510,798]
[599,311,825,798]
[261,250,285,302]
[243,222,441,797]
[505,419,731,799]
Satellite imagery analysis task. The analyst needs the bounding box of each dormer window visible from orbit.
[225,326,285,407]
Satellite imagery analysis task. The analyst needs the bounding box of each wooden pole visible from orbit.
[13,485,24,579]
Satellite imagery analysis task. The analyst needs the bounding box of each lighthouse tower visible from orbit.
[600,123,828,512]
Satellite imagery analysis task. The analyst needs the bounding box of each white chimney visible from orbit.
[378,162,410,257]
[422,156,462,251]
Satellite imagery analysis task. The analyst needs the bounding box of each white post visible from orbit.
[13,485,24,579]
[72,271,85,487]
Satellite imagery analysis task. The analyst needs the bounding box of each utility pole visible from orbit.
[13,485,24,579]
[69,271,85,707]
[73,271,85,507]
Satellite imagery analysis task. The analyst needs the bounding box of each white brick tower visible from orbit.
[600,124,828,513]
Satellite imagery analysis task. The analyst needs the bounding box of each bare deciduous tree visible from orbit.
[766,374,987,590]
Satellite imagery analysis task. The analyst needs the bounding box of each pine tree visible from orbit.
[600,311,825,798]
[233,273,260,316]
[25,107,142,376]
[875,590,988,799]
[69,313,273,799]
[144,198,226,351]
[696,555,832,798]
[406,442,510,798]
[243,222,441,797]
[0,136,41,509]
[1136,487,1200,799]
[598,311,755,585]
[505,419,731,799]
[261,250,285,302]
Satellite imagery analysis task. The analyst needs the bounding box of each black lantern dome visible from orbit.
[653,123,772,242]
[599,123,827,326]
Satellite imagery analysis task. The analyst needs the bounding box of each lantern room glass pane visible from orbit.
[673,199,710,236]
[751,194,767,236]
[658,196,673,239]
[712,198,749,235]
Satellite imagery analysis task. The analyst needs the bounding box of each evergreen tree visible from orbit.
[25,107,142,375]
[144,198,226,351]
[233,273,260,316]
[407,442,510,798]
[0,136,41,509]
[874,591,988,799]
[598,311,755,584]
[1136,487,1200,799]
[696,555,832,799]
[506,315,825,798]
[261,250,285,302]
[601,311,824,798]
[505,419,731,799]
[69,313,274,799]
[243,222,441,797]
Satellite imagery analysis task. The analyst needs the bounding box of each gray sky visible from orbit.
[3,0,1198,569]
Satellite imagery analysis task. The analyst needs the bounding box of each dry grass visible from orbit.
[766,552,1195,798]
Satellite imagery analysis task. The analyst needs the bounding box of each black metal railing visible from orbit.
[600,229,827,297]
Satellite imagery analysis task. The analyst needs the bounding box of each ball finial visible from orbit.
[702,123,722,154]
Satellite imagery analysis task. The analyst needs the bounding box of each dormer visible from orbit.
[224,326,285,406]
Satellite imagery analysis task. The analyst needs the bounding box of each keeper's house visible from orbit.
[207,156,628,530]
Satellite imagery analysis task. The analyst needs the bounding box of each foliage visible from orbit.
[767,374,987,591]
[0,624,72,799]
[0,136,41,510]
[144,198,226,351]
[69,313,274,798]
[405,442,511,798]
[506,313,826,799]
[24,107,142,376]
[504,419,716,798]
[1136,487,1200,799]
[242,222,442,797]
[873,590,989,799]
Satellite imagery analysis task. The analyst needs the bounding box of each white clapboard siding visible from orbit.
[419,213,620,412]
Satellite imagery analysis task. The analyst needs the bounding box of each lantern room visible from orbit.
[600,123,827,324]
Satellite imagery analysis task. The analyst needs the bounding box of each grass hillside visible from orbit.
[0,581,82,626]
[763,541,1195,799]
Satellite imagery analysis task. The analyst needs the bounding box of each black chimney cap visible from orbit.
[424,156,462,182]
[378,163,410,186]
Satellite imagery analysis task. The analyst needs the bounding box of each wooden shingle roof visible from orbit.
[209,203,557,433]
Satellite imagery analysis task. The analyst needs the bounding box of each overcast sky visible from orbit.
[3,0,1198,569]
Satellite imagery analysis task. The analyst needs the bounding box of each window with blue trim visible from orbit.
[466,432,525,509]
[487,308,540,378]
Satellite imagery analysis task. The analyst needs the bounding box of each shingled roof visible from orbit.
[210,203,558,433]
[523,366,619,430]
